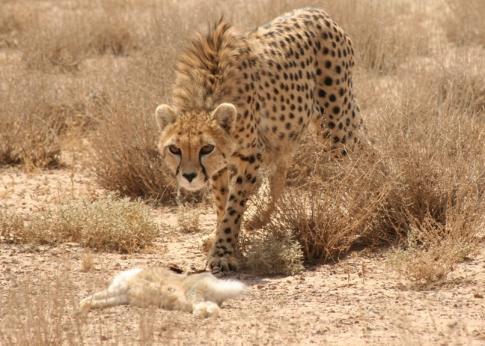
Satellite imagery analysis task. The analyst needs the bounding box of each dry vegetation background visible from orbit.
[0,0,484,344]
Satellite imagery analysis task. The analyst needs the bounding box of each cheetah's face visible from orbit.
[155,103,237,192]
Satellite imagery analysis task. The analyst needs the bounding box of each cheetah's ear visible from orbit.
[155,104,177,131]
[212,103,237,133]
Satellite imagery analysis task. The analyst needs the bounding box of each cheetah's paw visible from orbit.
[207,254,239,275]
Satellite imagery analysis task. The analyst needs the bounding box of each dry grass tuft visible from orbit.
[90,99,177,202]
[391,210,482,290]
[176,205,202,233]
[0,276,84,345]
[0,111,62,169]
[325,0,430,73]
[261,53,484,283]
[86,4,188,203]
[19,8,141,73]
[19,13,86,73]
[87,16,138,57]
[443,0,485,47]
[242,228,304,276]
[0,71,99,169]
[80,252,94,272]
[0,272,171,344]
[0,195,159,253]
[273,149,402,263]
[0,209,24,238]
[0,10,22,36]
[0,4,29,48]
[0,75,63,169]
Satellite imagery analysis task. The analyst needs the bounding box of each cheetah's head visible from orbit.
[155,103,237,192]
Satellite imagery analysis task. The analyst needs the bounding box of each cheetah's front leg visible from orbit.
[245,159,289,230]
[207,154,260,274]
[210,167,229,226]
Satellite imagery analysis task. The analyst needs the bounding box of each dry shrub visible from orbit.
[324,0,430,73]
[88,3,193,202]
[434,61,485,115]
[0,9,21,36]
[271,149,403,263]
[0,272,168,344]
[0,3,30,48]
[0,276,84,345]
[0,15,20,49]
[0,209,23,238]
[262,54,484,280]
[20,16,86,73]
[87,15,138,56]
[391,208,482,290]
[19,6,141,73]
[0,109,62,169]
[0,195,159,253]
[90,97,177,202]
[0,73,63,169]
[0,69,101,169]
[80,252,94,272]
[443,0,485,47]
[242,228,304,275]
[176,205,202,233]
[382,63,485,287]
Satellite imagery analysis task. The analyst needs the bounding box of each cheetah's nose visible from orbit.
[182,172,197,182]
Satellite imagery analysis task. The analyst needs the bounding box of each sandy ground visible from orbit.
[1,168,484,345]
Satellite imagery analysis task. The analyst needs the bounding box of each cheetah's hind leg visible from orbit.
[245,159,289,231]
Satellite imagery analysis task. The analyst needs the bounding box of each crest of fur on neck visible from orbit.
[173,17,244,113]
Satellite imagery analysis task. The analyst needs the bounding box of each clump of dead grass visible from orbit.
[261,54,484,285]
[0,195,159,253]
[0,3,29,48]
[19,7,141,73]
[87,4,191,203]
[325,0,430,73]
[20,15,86,73]
[0,10,21,36]
[443,0,485,47]
[391,209,482,290]
[242,228,304,276]
[176,205,202,233]
[0,70,99,169]
[80,252,94,272]
[273,148,403,263]
[87,15,138,57]
[0,74,63,169]
[0,110,62,169]
[90,99,177,202]
[384,63,484,287]
[0,271,173,344]
[0,275,84,345]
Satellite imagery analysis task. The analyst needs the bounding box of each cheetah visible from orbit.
[155,8,365,273]
[79,267,246,317]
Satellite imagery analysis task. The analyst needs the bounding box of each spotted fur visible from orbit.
[155,8,365,273]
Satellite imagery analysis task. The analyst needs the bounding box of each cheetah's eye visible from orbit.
[168,145,181,155]
[200,144,215,156]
